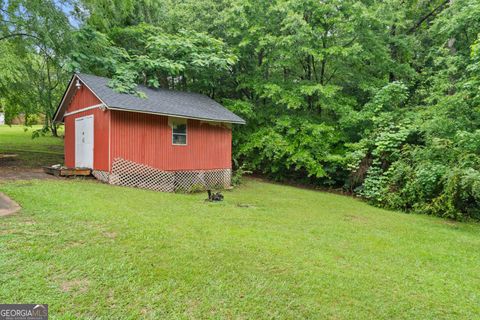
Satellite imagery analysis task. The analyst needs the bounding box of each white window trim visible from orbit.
[172,132,187,146]
[170,118,188,146]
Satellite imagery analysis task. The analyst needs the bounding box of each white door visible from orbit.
[75,115,94,168]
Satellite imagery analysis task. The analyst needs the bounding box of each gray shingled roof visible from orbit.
[73,73,245,124]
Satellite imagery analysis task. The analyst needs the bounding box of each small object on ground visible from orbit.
[0,154,18,159]
[43,165,91,177]
[0,192,21,216]
[236,203,254,208]
[206,190,224,202]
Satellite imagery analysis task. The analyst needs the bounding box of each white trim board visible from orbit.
[54,74,109,123]
[64,104,105,117]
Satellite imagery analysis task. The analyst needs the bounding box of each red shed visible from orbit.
[54,73,245,192]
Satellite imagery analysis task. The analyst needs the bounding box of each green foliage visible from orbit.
[110,28,237,96]
[68,26,128,76]
[340,0,480,220]
[238,115,346,185]
[0,0,74,136]
[69,23,237,97]
[2,0,479,219]
[376,130,480,220]
[231,158,252,186]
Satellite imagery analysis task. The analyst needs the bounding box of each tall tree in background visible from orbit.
[347,0,480,219]
[0,0,73,135]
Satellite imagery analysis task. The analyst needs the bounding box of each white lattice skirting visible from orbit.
[92,158,231,193]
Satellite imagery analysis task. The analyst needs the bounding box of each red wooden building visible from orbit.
[54,73,245,192]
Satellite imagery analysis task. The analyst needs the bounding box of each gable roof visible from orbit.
[54,73,245,124]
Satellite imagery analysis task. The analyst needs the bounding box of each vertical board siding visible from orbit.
[66,85,102,112]
[111,111,232,171]
[64,88,110,171]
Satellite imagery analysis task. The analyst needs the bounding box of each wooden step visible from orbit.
[43,166,91,177]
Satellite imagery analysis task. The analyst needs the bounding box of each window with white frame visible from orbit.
[171,118,187,145]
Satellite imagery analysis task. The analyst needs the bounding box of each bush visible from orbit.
[231,162,252,186]
[357,130,480,220]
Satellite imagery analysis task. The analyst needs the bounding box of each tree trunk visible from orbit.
[389,24,397,82]
[45,57,58,137]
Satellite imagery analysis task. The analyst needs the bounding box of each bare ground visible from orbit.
[0,167,59,181]
[0,192,21,216]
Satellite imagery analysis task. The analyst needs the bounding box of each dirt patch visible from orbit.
[437,219,459,229]
[102,231,117,239]
[0,154,19,166]
[0,150,63,169]
[247,175,354,196]
[60,279,90,293]
[140,308,152,316]
[343,214,369,223]
[0,192,21,216]
[0,229,16,235]
[46,145,64,153]
[236,203,256,208]
[63,240,86,249]
[186,299,200,316]
[0,167,59,181]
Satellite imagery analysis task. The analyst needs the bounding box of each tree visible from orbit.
[0,0,73,136]
[69,23,237,98]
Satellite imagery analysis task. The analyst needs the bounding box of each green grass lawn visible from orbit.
[1,126,480,319]
[0,125,64,167]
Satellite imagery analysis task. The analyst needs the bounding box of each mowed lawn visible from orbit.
[1,127,480,319]
[0,125,64,167]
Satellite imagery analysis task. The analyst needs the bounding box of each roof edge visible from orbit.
[53,74,75,123]
[108,106,246,124]
[76,73,109,107]
[53,74,109,123]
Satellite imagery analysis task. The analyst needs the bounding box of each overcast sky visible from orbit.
[56,0,81,28]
